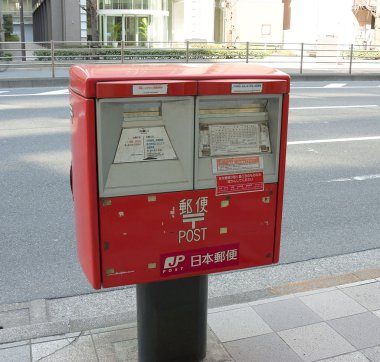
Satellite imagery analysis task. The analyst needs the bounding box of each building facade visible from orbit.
[28,0,379,46]
[32,0,87,42]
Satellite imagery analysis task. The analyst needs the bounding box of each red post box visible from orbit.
[70,63,290,290]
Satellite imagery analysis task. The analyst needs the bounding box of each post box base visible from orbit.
[136,275,208,362]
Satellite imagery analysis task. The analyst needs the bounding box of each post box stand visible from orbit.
[137,275,208,362]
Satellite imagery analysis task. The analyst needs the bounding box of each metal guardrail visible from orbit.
[0,40,380,77]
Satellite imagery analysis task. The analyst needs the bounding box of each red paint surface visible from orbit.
[99,186,277,287]
[96,80,197,98]
[70,63,290,98]
[70,91,101,289]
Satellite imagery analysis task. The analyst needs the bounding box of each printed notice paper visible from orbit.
[114,127,177,163]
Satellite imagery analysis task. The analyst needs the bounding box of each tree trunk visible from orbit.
[88,0,99,42]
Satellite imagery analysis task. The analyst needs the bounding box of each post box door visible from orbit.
[194,94,282,190]
[96,96,195,197]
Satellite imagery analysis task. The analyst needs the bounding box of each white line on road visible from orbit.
[288,136,380,145]
[0,89,69,97]
[324,83,347,88]
[327,174,380,183]
[35,89,69,95]
[290,104,378,110]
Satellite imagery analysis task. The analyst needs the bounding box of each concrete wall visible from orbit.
[172,0,214,42]
[284,0,357,44]
[234,0,284,43]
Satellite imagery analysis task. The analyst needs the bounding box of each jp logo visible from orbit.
[162,255,186,274]
[163,255,185,269]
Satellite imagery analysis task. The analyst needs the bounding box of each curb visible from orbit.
[1,266,379,345]
[0,78,69,88]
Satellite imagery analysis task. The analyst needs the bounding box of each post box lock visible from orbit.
[262,196,271,204]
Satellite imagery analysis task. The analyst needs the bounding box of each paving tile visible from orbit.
[361,345,380,362]
[328,312,380,349]
[91,327,137,361]
[113,339,138,362]
[31,334,97,362]
[294,287,337,297]
[338,280,377,289]
[0,345,30,362]
[205,329,233,362]
[278,322,355,362]
[224,332,303,362]
[0,309,30,328]
[0,340,29,350]
[248,294,295,306]
[208,303,250,314]
[342,282,380,310]
[299,290,367,320]
[318,351,370,361]
[252,297,322,331]
[207,307,272,342]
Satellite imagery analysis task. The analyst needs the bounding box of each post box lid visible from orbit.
[69,63,290,98]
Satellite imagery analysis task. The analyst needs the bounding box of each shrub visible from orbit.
[342,50,380,60]
[33,46,274,62]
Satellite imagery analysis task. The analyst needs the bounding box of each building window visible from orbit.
[97,0,169,45]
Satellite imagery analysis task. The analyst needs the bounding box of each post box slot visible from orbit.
[97,97,195,197]
[195,95,282,190]
[123,103,162,120]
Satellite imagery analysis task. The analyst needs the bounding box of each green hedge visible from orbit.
[34,47,274,62]
[342,50,380,60]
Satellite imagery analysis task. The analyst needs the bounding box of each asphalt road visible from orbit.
[0,81,379,304]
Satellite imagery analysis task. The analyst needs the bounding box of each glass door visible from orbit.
[124,16,149,46]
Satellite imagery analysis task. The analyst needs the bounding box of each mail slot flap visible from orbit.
[96,80,197,98]
[198,79,288,95]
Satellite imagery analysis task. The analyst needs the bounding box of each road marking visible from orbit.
[0,89,69,97]
[327,174,380,183]
[288,136,380,145]
[324,83,347,88]
[290,105,378,110]
[0,91,9,94]
[35,89,69,95]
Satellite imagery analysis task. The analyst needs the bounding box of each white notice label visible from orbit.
[114,127,177,163]
[231,83,263,93]
[132,84,168,95]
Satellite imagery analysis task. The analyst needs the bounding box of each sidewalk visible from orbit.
[1,263,379,361]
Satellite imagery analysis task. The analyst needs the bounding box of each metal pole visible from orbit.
[121,40,124,64]
[349,43,353,75]
[51,40,55,78]
[0,0,4,43]
[186,40,189,63]
[137,275,208,362]
[19,0,26,61]
[246,41,249,63]
[300,42,304,74]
